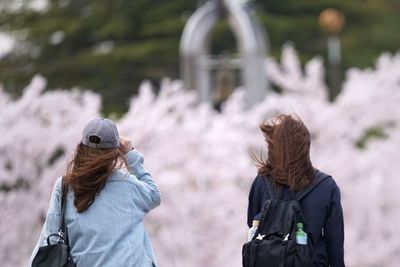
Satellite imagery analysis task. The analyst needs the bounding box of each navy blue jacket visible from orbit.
[247,171,345,267]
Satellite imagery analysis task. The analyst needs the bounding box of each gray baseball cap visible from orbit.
[81,118,119,149]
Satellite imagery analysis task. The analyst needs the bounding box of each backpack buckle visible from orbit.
[282,233,289,244]
[283,233,289,241]
[255,234,265,243]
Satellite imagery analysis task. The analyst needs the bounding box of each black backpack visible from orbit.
[242,171,329,267]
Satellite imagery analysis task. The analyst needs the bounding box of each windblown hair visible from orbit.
[254,114,315,191]
[64,143,128,213]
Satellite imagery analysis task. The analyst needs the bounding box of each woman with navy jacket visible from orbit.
[247,114,345,267]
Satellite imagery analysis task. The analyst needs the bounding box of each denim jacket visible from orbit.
[29,150,161,267]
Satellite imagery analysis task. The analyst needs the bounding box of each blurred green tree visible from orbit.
[256,0,400,74]
[0,0,197,114]
[0,0,399,113]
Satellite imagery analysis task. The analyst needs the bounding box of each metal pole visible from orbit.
[327,35,341,100]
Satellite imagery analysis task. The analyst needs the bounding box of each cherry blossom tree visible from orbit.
[0,46,399,267]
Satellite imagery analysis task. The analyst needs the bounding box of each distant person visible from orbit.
[246,114,345,267]
[29,118,161,267]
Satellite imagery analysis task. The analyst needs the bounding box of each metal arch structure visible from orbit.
[180,0,269,106]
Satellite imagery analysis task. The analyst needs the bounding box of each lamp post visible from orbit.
[319,8,345,100]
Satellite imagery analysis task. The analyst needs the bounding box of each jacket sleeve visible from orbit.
[247,175,267,228]
[125,149,161,212]
[324,181,345,267]
[27,178,63,267]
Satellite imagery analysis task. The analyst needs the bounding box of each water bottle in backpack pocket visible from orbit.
[295,222,308,245]
[247,220,259,242]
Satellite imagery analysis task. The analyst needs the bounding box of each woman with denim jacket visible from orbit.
[29,118,161,267]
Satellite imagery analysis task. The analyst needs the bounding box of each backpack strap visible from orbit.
[296,171,330,201]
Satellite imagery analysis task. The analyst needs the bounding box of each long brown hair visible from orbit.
[254,114,315,191]
[64,143,128,213]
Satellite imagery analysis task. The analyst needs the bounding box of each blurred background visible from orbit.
[1,1,400,267]
[1,0,399,113]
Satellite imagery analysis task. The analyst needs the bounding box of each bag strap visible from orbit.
[59,177,69,245]
[296,171,330,201]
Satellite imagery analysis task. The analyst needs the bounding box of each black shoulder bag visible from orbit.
[32,178,76,267]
